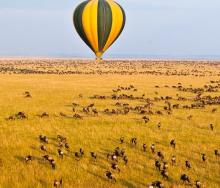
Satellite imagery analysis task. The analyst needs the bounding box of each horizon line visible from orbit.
[0,56,220,62]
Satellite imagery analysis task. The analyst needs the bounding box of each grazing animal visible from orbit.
[180,174,190,183]
[150,181,164,188]
[211,108,217,113]
[58,149,64,158]
[24,91,31,98]
[16,112,27,119]
[157,122,161,129]
[120,137,124,144]
[163,162,168,170]
[58,142,63,148]
[171,155,176,165]
[60,112,67,117]
[111,163,120,172]
[43,155,50,161]
[54,179,62,187]
[80,148,84,156]
[114,147,125,157]
[214,149,220,157]
[40,112,49,118]
[210,124,214,131]
[90,152,97,159]
[185,161,191,169]
[201,153,206,162]
[150,144,155,153]
[131,137,137,146]
[50,159,56,169]
[75,152,81,159]
[123,155,128,164]
[65,143,70,150]
[196,180,201,188]
[40,145,47,152]
[57,135,67,143]
[170,139,176,149]
[161,170,168,179]
[72,102,79,107]
[25,155,32,163]
[43,155,55,168]
[39,135,48,143]
[88,103,94,108]
[111,154,117,161]
[105,171,116,182]
[74,148,84,159]
[157,151,164,160]
[73,114,83,119]
[143,144,147,152]
[155,160,161,171]
[92,108,98,116]
[142,116,150,123]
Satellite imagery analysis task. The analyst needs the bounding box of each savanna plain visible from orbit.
[0,59,219,188]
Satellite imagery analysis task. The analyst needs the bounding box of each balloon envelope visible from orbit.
[73,0,126,58]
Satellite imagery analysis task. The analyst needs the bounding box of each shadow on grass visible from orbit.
[119,179,135,188]
[86,170,108,182]
[14,155,43,162]
[90,160,107,171]
[14,155,24,162]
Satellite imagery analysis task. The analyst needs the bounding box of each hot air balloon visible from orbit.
[73,0,126,59]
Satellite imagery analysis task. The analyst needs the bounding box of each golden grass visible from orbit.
[0,61,219,188]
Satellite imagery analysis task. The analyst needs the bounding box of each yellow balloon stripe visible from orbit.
[103,0,123,52]
[82,0,99,53]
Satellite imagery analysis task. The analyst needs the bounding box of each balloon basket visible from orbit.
[95,57,103,63]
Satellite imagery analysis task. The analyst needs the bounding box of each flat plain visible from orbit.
[0,59,219,188]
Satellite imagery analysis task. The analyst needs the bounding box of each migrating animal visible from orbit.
[40,145,47,152]
[185,160,191,169]
[131,137,137,146]
[170,139,176,149]
[157,122,161,129]
[58,149,64,158]
[150,181,164,188]
[214,149,220,157]
[171,155,176,165]
[210,124,214,131]
[150,144,155,153]
[120,137,124,144]
[201,153,206,162]
[90,152,97,159]
[161,170,168,179]
[54,179,62,187]
[180,174,190,183]
[123,155,128,164]
[155,160,161,171]
[143,143,147,152]
[25,155,32,163]
[105,171,116,182]
[157,151,164,161]
[39,135,48,143]
[196,180,201,188]
[111,163,120,172]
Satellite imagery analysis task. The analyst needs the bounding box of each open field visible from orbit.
[0,59,219,188]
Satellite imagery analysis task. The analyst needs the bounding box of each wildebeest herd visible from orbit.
[0,59,219,188]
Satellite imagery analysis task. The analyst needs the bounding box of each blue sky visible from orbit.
[0,0,220,59]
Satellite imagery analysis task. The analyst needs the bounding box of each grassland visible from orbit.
[0,59,219,188]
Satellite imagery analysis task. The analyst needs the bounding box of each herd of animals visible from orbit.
[1,60,220,187]
[0,59,220,76]
[23,133,219,188]
[6,84,220,187]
